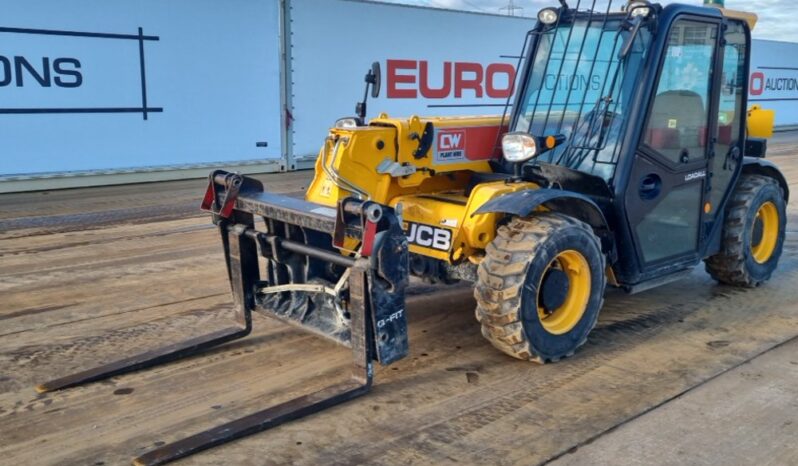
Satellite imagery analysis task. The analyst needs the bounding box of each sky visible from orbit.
[378,0,795,42]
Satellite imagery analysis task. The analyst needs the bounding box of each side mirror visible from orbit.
[369,61,381,98]
[357,62,381,120]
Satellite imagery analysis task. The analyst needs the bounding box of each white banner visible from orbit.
[288,0,533,158]
[0,0,283,176]
[2,1,796,179]
[750,39,798,125]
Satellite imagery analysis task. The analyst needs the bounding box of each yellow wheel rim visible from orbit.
[537,250,591,335]
[751,201,779,264]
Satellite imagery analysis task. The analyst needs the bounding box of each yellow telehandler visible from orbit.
[37,1,786,464]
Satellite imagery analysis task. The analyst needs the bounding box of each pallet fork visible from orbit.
[36,171,410,465]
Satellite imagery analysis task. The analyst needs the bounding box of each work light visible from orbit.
[334,117,360,129]
[626,1,651,17]
[502,132,538,163]
[538,8,559,25]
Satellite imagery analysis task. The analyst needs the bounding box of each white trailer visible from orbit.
[750,39,798,126]
[0,0,284,191]
[1,0,797,192]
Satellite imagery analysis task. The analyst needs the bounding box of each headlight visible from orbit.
[334,117,360,129]
[502,132,538,163]
[538,8,559,25]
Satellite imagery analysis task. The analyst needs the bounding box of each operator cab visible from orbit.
[501,2,654,184]
[503,0,762,285]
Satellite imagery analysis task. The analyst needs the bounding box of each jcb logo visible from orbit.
[438,130,465,151]
[405,221,452,251]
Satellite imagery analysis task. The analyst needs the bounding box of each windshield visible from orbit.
[513,14,652,182]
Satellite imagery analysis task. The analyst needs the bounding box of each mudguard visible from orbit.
[472,188,610,232]
[742,156,790,203]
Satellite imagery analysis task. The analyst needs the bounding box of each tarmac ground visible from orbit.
[1,133,797,465]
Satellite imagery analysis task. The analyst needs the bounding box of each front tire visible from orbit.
[475,214,606,362]
[705,174,787,287]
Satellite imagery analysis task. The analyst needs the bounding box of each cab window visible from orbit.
[644,20,718,164]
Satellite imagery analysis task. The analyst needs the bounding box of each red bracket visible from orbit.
[360,218,378,257]
[201,171,242,219]
[333,199,382,257]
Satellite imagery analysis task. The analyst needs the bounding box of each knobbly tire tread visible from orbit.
[705,174,786,288]
[474,213,605,362]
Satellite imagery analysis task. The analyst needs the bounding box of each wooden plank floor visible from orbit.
[2,146,798,466]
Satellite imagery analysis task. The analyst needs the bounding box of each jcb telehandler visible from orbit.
[38,1,787,464]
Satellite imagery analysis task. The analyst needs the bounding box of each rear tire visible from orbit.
[475,214,606,362]
[705,174,786,287]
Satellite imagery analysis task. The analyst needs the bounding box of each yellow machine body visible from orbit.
[748,105,776,139]
[304,98,773,264]
[305,115,537,263]
[713,7,758,30]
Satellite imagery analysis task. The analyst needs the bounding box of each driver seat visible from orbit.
[645,90,706,161]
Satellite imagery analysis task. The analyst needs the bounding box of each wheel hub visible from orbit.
[751,201,779,264]
[536,250,592,335]
[752,217,764,247]
[539,268,569,313]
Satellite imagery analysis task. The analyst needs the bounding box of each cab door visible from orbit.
[704,21,749,241]
[625,17,720,270]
